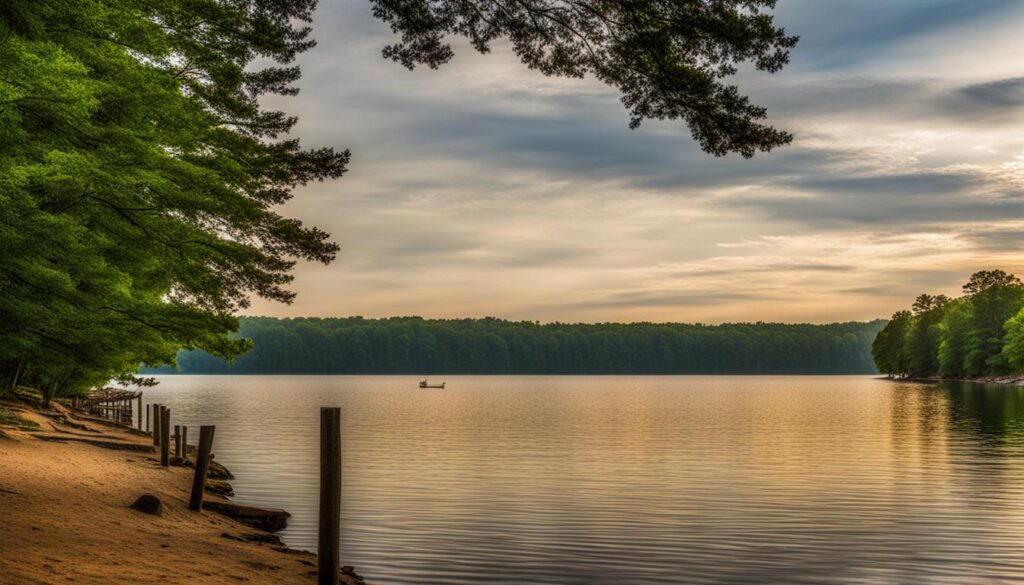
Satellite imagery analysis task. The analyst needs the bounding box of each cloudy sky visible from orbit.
[249,0,1024,324]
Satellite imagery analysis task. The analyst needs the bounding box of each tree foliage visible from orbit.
[905,294,948,376]
[0,0,347,398]
[872,270,1024,379]
[938,298,970,378]
[146,317,886,375]
[1002,309,1024,372]
[872,311,912,378]
[372,0,798,157]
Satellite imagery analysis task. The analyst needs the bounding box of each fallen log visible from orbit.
[202,500,290,532]
[34,435,156,453]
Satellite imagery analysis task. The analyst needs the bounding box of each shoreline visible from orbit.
[0,398,364,585]
[896,375,1024,387]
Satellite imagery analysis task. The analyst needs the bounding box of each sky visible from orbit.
[248,0,1024,324]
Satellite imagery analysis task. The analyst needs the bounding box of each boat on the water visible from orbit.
[419,379,446,389]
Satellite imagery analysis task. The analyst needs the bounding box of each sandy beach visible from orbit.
[0,399,362,585]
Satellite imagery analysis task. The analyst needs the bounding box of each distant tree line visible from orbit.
[872,270,1024,379]
[147,317,887,375]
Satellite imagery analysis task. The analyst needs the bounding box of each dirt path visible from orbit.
[0,400,362,585]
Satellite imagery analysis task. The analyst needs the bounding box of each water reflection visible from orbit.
[144,376,1024,584]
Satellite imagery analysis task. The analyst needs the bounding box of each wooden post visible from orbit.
[189,426,215,511]
[318,407,342,585]
[151,404,159,445]
[146,404,151,434]
[182,426,189,460]
[137,395,143,430]
[160,407,170,467]
[174,425,182,458]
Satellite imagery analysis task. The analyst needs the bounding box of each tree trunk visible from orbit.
[1,361,25,396]
[42,382,55,407]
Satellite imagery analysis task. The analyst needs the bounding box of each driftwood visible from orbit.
[34,434,156,452]
[208,460,234,480]
[220,531,284,546]
[204,479,235,497]
[202,500,290,532]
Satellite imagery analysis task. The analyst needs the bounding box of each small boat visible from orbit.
[419,379,446,389]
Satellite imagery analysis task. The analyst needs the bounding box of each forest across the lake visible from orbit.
[146,317,887,375]
[872,270,1024,380]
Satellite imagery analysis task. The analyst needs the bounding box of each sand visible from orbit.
[0,400,363,585]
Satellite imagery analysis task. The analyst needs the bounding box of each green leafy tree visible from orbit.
[904,294,948,377]
[0,0,346,396]
[873,270,1024,380]
[938,298,971,377]
[963,270,1021,294]
[1002,307,1024,372]
[961,273,1024,375]
[872,311,912,378]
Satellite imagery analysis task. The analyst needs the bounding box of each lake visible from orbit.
[143,375,1024,584]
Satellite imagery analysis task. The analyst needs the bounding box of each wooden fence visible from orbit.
[72,391,345,583]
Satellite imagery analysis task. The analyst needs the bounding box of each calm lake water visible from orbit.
[143,375,1024,584]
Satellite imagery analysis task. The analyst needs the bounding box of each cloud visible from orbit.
[242,0,1024,324]
[777,0,1023,71]
[939,78,1024,122]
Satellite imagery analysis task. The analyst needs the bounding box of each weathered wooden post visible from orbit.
[146,404,151,434]
[159,405,166,446]
[137,395,143,430]
[152,404,161,446]
[160,407,170,467]
[182,426,189,460]
[318,407,342,585]
[189,426,216,511]
[174,425,182,458]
